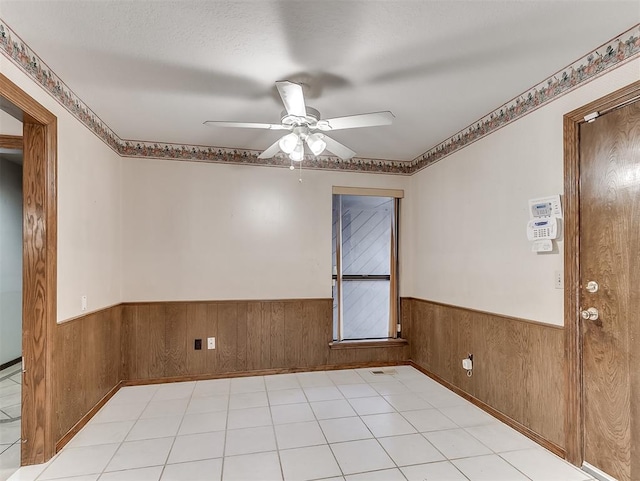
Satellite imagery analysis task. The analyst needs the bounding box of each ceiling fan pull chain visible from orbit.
[299,159,303,183]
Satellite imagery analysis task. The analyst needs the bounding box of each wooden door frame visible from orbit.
[0,72,57,465]
[563,79,640,465]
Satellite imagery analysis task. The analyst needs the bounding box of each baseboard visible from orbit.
[55,381,123,453]
[581,462,618,481]
[408,360,566,458]
[0,357,21,372]
[122,360,412,386]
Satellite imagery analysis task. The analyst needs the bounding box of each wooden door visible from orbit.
[579,100,640,481]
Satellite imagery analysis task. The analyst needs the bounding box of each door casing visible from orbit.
[0,72,57,465]
[563,80,640,466]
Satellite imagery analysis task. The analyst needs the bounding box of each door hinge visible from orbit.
[396,323,401,333]
[584,111,599,123]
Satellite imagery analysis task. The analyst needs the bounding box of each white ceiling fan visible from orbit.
[204,81,394,161]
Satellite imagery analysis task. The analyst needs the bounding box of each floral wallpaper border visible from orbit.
[119,140,413,174]
[1,18,638,175]
[0,21,122,152]
[411,24,640,172]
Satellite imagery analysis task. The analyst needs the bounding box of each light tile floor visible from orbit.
[8,366,596,481]
[0,362,22,481]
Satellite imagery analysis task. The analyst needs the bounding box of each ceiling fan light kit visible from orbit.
[204,80,394,164]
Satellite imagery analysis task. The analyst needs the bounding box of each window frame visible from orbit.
[332,187,403,342]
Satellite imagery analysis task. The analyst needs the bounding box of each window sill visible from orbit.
[328,338,408,350]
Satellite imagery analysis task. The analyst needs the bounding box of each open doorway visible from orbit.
[0,71,57,469]
[0,126,23,480]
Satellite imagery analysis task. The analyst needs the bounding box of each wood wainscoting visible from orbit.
[121,299,409,381]
[54,305,123,445]
[403,297,566,452]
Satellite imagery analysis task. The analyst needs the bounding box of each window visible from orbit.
[332,187,402,341]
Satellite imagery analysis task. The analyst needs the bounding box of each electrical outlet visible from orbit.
[554,270,563,289]
[462,353,473,370]
[81,295,87,311]
[207,337,215,350]
[194,339,202,350]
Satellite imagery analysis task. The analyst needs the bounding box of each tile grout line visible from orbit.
[13,366,591,481]
[155,381,198,481]
[263,375,286,481]
[301,371,345,480]
[218,378,232,481]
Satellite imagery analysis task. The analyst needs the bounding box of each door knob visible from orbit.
[581,307,599,321]
[585,281,599,293]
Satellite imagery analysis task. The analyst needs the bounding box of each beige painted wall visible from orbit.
[122,159,409,301]
[0,58,123,322]
[2,42,638,325]
[408,58,640,326]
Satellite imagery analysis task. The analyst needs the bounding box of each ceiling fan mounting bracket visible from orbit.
[280,107,321,129]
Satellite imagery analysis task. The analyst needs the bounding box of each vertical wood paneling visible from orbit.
[165,303,186,377]
[258,304,271,368]
[236,303,248,371]
[148,304,167,377]
[301,302,321,367]
[284,302,304,367]
[246,302,266,370]
[123,298,407,381]
[217,303,238,372]
[54,306,121,444]
[270,302,286,368]
[133,305,151,379]
[187,303,208,375]
[205,304,219,373]
[407,297,565,449]
[120,306,135,380]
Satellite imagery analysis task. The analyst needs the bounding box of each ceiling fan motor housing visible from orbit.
[281,107,322,129]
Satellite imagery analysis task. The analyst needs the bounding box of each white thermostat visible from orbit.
[527,195,562,253]
[528,195,562,219]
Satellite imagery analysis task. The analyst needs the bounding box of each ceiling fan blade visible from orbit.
[319,111,394,131]
[203,121,288,130]
[257,138,283,159]
[276,81,307,117]
[323,135,357,160]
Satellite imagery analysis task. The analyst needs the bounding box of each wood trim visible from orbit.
[328,339,408,350]
[0,134,22,150]
[404,296,564,330]
[388,197,399,338]
[57,302,123,324]
[0,76,56,125]
[332,186,404,198]
[563,79,640,466]
[409,361,566,458]
[0,70,60,466]
[336,198,344,341]
[120,298,330,306]
[122,361,412,386]
[0,357,22,372]
[55,381,123,453]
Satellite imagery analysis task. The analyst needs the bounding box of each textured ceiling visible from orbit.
[0,1,638,162]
